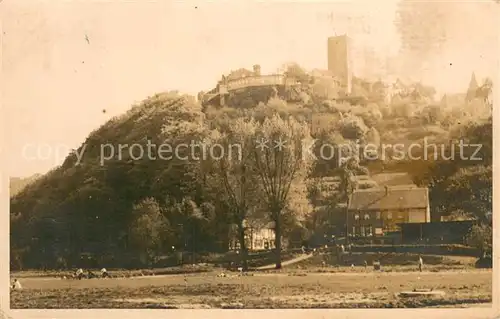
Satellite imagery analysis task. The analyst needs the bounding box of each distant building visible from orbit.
[327,35,352,95]
[310,69,343,99]
[465,72,479,102]
[201,64,299,107]
[228,220,282,251]
[347,186,430,237]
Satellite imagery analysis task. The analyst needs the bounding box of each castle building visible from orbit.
[327,35,353,95]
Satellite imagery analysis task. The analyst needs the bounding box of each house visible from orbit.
[228,221,280,251]
[309,70,343,99]
[347,185,430,237]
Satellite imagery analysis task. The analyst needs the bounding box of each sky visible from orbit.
[2,0,499,177]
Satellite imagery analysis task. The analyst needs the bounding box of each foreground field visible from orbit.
[11,269,492,309]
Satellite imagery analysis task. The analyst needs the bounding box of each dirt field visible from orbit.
[10,269,492,309]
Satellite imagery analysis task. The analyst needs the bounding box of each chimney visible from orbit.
[253,64,261,76]
[384,185,389,195]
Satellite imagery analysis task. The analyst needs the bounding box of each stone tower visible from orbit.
[328,35,352,95]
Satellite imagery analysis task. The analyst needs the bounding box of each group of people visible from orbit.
[73,267,110,279]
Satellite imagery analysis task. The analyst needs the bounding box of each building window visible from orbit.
[364,214,370,220]
[387,212,392,219]
[376,212,381,219]
[354,214,360,220]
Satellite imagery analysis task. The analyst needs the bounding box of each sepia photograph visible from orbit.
[2,0,498,316]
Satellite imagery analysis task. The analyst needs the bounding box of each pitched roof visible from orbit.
[348,186,429,211]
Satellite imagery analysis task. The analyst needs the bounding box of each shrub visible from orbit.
[465,224,492,257]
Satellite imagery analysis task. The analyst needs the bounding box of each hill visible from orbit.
[10,72,493,270]
[10,174,42,197]
[10,92,230,269]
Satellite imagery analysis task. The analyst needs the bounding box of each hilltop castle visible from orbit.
[199,35,354,107]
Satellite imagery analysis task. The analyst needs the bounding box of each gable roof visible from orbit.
[348,186,429,211]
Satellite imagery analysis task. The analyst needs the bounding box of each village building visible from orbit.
[347,185,430,238]
[228,220,282,252]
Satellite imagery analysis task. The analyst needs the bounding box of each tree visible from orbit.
[476,78,493,107]
[391,101,414,118]
[250,114,313,268]
[204,118,261,271]
[412,118,492,221]
[421,104,443,124]
[283,62,310,84]
[339,114,368,140]
[331,157,368,243]
[361,103,383,128]
[466,224,492,257]
[364,127,381,148]
[305,177,346,240]
[129,198,170,265]
[445,166,492,221]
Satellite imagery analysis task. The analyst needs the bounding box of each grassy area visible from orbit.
[291,251,477,270]
[11,250,302,278]
[11,251,479,279]
[11,269,492,308]
[10,264,215,279]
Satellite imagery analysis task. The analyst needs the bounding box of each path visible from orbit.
[256,253,313,270]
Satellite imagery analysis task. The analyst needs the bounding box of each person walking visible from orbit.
[418,255,424,272]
